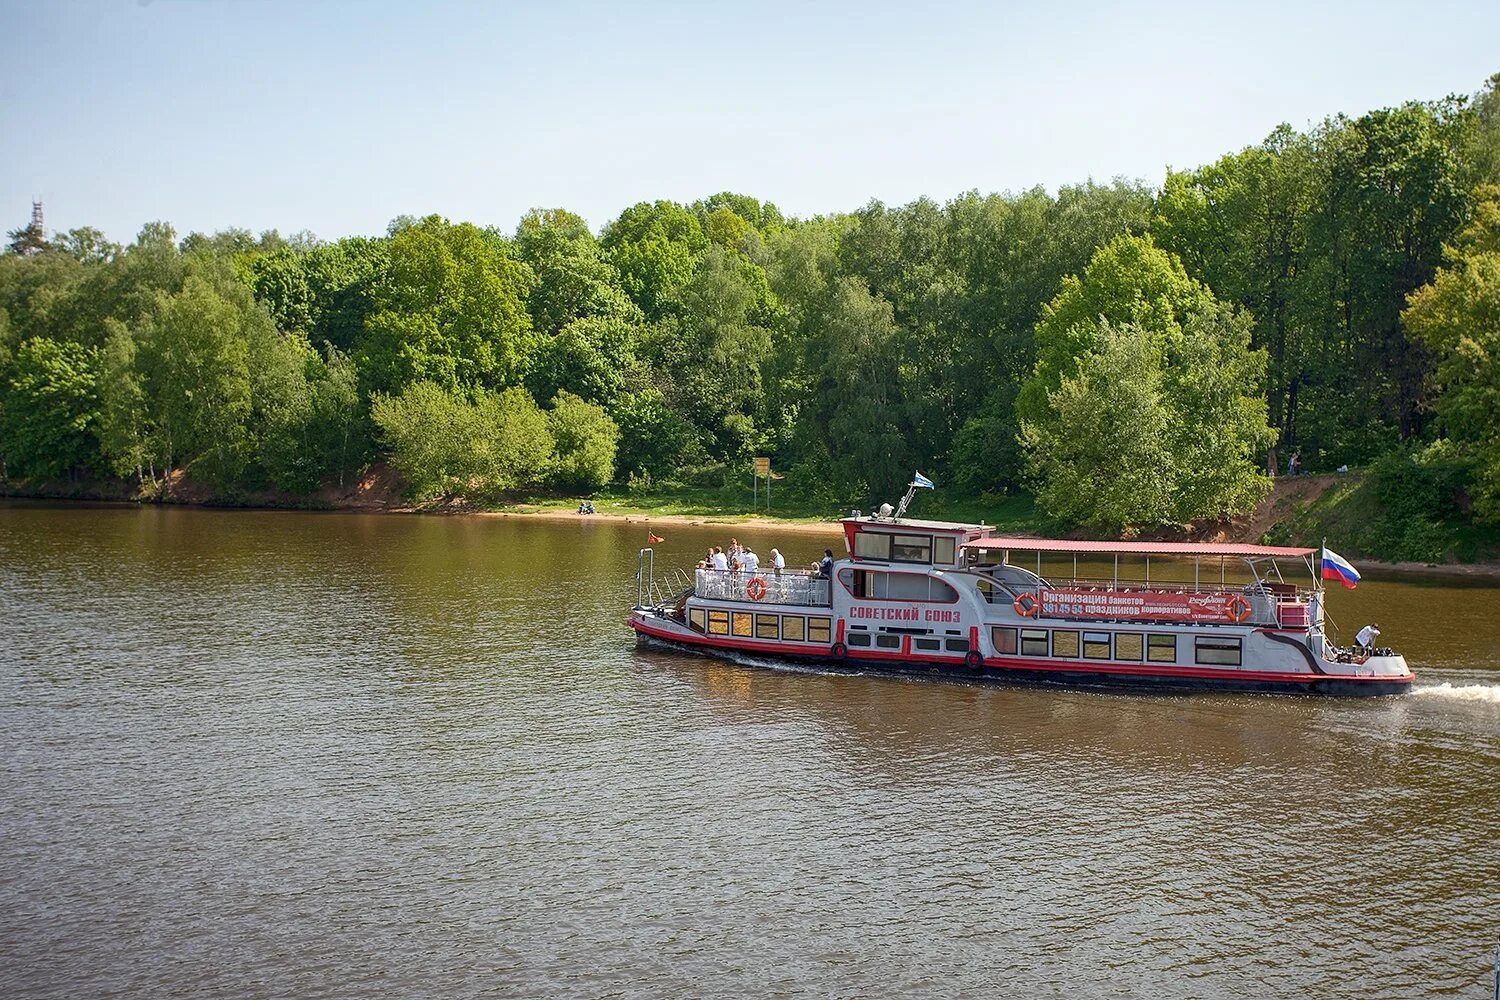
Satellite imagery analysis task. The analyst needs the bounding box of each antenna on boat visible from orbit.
[892,471,935,520]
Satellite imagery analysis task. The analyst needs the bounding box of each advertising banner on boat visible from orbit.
[1036,588,1249,623]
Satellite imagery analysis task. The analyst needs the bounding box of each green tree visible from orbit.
[0,337,100,479]
[1018,241,1273,527]
[133,271,260,486]
[515,208,640,337]
[547,390,620,490]
[1017,233,1217,429]
[357,216,536,394]
[371,382,552,501]
[1020,321,1176,530]
[601,200,708,321]
[1402,185,1500,520]
[97,319,153,481]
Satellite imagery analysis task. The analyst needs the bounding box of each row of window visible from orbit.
[852,531,958,566]
[992,627,1242,666]
[690,608,833,644]
[847,631,971,652]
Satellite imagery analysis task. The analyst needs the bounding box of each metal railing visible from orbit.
[636,548,699,610]
[973,572,1312,628]
[694,568,831,607]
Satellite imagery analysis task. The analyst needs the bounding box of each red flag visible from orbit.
[647,532,664,544]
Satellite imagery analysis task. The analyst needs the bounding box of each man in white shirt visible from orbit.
[770,548,785,577]
[1355,623,1381,652]
[711,548,728,571]
[742,548,759,572]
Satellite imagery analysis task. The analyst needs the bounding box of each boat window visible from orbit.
[840,568,957,602]
[807,617,831,643]
[933,536,956,565]
[880,573,957,602]
[945,637,970,652]
[848,632,872,647]
[853,532,892,560]
[689,607,707,633]
[915,637,941,651]
[708,610,730,636]
[781,616,805,642]
[890,534,933,564]
[1083,632,1111,659]
[976,578,997,603]
[991,626,1018,654]
[1052,630,1080,658]
[732,612,754,638]
[755,614,780,639]
[1020,628,1048,657]
[1147,633,1177,663]
[838,568,867,597]
[876,634,901,649]
[1114,633,1144,661]
[1195,636,1242,666]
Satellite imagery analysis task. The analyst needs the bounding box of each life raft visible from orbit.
[1013,592,1038,617]
[1226,594,1251,623]
[746,576,768,601]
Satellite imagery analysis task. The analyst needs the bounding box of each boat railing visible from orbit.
[975,573,1315,627]
[694,568,832,607]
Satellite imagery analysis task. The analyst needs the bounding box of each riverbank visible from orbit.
[7,466,1500,577]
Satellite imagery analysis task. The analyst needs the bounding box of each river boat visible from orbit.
[628,509,1414,697]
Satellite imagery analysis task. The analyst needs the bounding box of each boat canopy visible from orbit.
[960,537,1315,559]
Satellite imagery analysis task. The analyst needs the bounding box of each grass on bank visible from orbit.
[1264,461,1500,564]
[487,479,1047,532]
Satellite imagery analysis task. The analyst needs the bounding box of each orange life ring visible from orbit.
[1013,592,1038,617]
[1227,595,1251,623]
[746,576,768,601]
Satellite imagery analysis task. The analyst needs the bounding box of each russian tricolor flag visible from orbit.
[1321,547,1361,589]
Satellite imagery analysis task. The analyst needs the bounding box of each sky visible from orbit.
[2,0,1498,244]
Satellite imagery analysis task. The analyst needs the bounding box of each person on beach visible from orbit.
[770,548,785,578]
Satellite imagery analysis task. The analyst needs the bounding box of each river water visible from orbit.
[1,502,1497,999]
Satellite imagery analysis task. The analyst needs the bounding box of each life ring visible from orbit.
[745,576,768,601]
[1013,592,1038,618]
[1227,595,1251,623]
[964,650,983,669]
[831,642,848,659]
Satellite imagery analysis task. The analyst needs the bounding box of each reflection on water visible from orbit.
[1,503,1498,999]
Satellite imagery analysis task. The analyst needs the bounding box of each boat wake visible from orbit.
[1412,682,1500,703]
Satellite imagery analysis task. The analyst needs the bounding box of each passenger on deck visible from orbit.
[1355,623,1381,654]
[711,547,728,571]
[818,549,834,578]
[742,547,760,572]
[770,548,785,577]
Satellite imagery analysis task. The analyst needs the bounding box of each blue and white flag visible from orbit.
[912,471,935,489]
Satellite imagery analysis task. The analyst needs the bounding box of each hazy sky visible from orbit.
[3,0,1497,243]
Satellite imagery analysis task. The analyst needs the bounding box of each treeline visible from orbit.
[2,74,1498,533]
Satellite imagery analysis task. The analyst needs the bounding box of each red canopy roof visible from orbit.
[960,536,1315,559]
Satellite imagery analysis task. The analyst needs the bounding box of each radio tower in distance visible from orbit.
[6,200,47,256]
